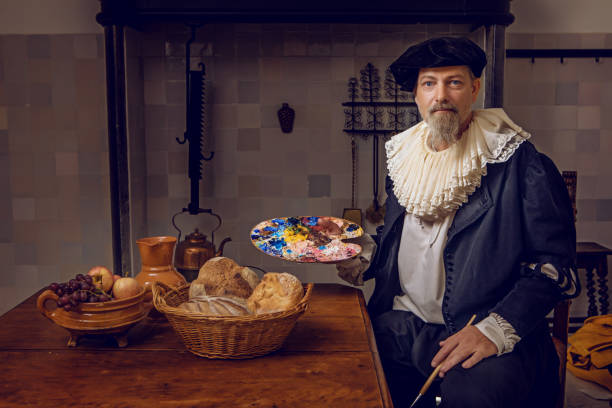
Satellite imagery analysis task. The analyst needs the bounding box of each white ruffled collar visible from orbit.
[385,108,530,221]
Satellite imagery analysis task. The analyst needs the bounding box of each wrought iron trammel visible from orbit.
[342,62,419,139]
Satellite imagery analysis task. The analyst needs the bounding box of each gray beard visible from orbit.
[426,109,460,151]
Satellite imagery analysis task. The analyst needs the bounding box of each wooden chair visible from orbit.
[552,299,571,408]
[549,171,577,408]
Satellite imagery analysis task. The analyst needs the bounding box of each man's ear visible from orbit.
[471,77,481,103]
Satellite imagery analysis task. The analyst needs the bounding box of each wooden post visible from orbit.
[484,24,506,108]
[102,24,131,276]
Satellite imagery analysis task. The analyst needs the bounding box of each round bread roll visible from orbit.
[190,256,257,299]
[240,266,260,290]
[247,272,303,315]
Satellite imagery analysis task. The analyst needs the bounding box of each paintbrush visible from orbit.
[409,314,477,408]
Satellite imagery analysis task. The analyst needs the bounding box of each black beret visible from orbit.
[389,37,487,92]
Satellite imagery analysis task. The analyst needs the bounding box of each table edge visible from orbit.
[356,289,394,408]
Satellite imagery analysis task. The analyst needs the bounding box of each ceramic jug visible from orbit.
[135,236,186,302]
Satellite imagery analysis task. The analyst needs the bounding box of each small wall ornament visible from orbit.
[277,102,295,133]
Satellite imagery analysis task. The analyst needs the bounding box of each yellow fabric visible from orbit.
[567,315,612,392]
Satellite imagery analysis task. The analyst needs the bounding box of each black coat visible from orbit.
[365,141,579,338]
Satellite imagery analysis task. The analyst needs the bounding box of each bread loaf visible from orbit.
[178,296,250,316]
[247,272,303,315]
[190,257,260,299]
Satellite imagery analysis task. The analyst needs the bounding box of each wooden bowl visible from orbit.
[37,288,148,347]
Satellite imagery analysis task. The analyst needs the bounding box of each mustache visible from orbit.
[429,103,458,114]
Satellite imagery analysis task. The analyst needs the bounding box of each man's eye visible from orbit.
[450,80,462,86]
[423,81,433,87]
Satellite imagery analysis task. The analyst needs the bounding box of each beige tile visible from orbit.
[260,176,283,196]
[557,34,581,49]
[307,198,332,215]
[36,240,60,265]
[305,104,332,129]
[533,34,559,49]
[210,104,237,129]
[12,198,35,220]
[578,82,601,105]
[259,58,283,82]
[234,57,260,81]
[27,58,52,84]
[9,153,34,196]
[213,172,237,198]
[506,33,534,49]
[282,151,308,174]
[236,151,262,175]
[55,152,78,176]
[144,80,166,105]
[307,32,331,57]
[553,130,577,153]
[286,198,309,216]
[529,129,554,153]
[331,173,353,199]
[283,31,308,56]
[378,32,405,57]
[0,107,6,130]
[76,106,105,130]
[237,104,261,128]
[74,35,99,59]
[577,106,601,130]
[355,31,380,57]
[14,265,39,288]
[331,32,355,57]
[11,220,36,244]
[577,153,600,176]
[35,197,59,220]
[283,174,307,197]
[238,175,261,197]
[167,174,188,199]
[306,82,333,105]
[580,34,607,48]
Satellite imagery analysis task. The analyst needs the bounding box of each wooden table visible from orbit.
[0,283,392,408]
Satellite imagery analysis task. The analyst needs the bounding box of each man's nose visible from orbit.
[434,85,449,103]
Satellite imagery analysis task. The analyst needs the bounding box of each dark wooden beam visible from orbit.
[484,24,505,108]
[102,24,131,276]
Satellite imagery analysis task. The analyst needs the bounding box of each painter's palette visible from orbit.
[250,216,363,263]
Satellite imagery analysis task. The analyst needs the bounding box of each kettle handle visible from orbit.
[171,208,223,245]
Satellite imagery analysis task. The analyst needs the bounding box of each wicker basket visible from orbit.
[152,281,313,359]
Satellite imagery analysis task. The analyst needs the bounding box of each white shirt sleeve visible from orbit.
[475,313,521,355]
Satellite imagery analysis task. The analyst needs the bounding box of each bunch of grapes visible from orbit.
[48,274,112,311]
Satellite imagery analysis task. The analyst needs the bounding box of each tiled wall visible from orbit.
[0,34,110,314]
[133,23,484,296]
[504,32,612,316]
[7,27,605,319]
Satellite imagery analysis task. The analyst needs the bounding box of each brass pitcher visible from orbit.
[172,210,232,282]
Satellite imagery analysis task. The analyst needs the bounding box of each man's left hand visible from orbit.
[430,326,498,377]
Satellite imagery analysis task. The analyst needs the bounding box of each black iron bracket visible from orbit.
[506,49,612,63]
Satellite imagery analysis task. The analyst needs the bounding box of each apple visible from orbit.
[112,277,142,299]
[87,266,114,292]
[113,274,122,282]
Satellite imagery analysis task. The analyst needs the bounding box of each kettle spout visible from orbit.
[216,237,232,256]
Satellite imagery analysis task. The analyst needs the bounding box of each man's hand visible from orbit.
[431,326,498,377]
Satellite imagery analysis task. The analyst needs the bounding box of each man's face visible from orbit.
[414,65,480,148]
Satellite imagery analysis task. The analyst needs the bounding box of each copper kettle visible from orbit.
[172,211,231,282]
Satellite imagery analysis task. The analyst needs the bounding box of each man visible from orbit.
[337,37,579,408]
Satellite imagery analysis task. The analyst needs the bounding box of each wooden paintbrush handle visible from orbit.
[419,365,441,395]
